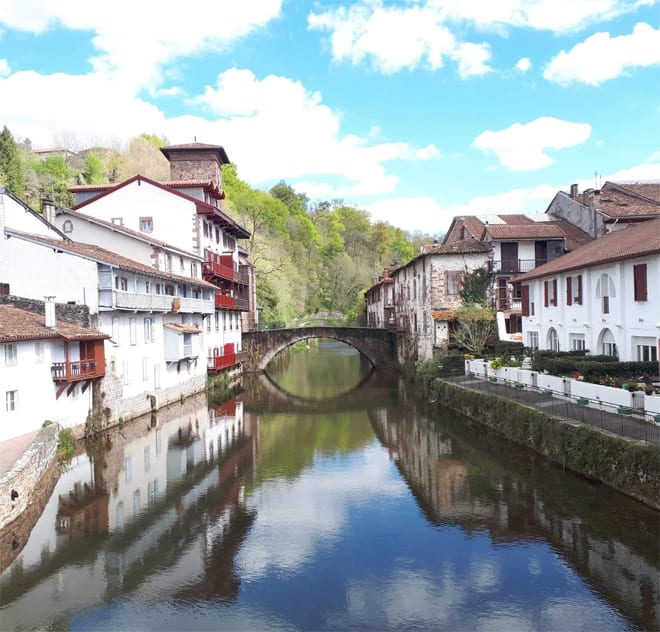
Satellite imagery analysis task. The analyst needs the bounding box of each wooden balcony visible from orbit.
[203,258,235,283]
[105,291,173,311]
[234,297,249,311]
[207,350,249,373]
[51,360,103,382]
[215,292,236,309]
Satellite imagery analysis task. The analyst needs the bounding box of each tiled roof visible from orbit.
[482,224,566,239]
[608,181,660,203]
[424,238,491,255]
[160,143,230,164]
[6,229,218,289]
[0,304,109,342]
[432,310,457,321]
[515,218,660,281]
[595,183,660,219]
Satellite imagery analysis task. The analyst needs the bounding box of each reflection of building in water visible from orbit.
[370,405,659,631]
[1,393,258,629]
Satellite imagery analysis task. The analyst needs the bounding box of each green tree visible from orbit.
[460,266,491,306]
[452,305,495,353]
[0,126,26,197]
[31,155,75,207]
[82,151,106,184]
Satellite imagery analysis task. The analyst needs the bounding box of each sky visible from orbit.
[0,0,659,236]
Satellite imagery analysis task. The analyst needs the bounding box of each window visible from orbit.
[142,357,149,381]
[124,457,132,483]
[145,281,151,294]
[166,255,173,272]
[115,276,128,291]
[129,317,137,345]
[600,329,618,357]
[155,283,162,295]
[4,343,17,366]
[215,227,220,243]
[139,217,153,233]
[206,316,211,333]
[569,333,586,351]
[143,318,154,343]
[180,256,185,272]
[637,344,657,362]
[544,279,557,306]
[566,275,583,305]
[596,273,615,314]
[112,316,120,344]
[191,263,198,278]
[445,270,463,294]
[34,342,44,363]
[5,390,18,412]
[62,219,73,233]
[111,217,124,226]
[528,331,539,350]
[164,284,175,296]
[215,312,220,332]
[634,264,648,301]
[144,446,151,473]
[547,328,560,352]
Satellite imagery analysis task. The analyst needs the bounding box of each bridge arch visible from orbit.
[242,327,398,372]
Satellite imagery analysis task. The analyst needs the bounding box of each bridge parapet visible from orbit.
[242,327,398,372]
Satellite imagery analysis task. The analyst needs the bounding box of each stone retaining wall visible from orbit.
[0,424,59,531]
[424,378,660,510]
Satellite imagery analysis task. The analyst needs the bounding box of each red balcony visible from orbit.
[203,257,234,283]
[215,292,236,309]
[207,350,248,373]
[51,360,103,381]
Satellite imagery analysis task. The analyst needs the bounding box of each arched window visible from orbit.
[547,327,560,352]
[598,328,618,358]
[62,219,73,233]
[595,273,615,314]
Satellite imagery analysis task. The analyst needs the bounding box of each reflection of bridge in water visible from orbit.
[239,370,400,415]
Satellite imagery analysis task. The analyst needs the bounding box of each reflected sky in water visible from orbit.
[1,342,656,631]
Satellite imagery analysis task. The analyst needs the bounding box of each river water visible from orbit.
[1,340,658,631]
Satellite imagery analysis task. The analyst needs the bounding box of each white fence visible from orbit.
[464,359,660,423]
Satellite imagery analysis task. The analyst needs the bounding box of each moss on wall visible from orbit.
[422,378,660,510]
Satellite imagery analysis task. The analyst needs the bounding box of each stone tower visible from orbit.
[159,143,230,188]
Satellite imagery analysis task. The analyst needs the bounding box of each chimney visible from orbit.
[570,183,578,198]
[44,296,56,329]
[42,198,56,225]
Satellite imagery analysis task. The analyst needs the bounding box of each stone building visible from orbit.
[391,239,491,360]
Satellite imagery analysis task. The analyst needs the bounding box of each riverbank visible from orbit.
[421,377,660,510]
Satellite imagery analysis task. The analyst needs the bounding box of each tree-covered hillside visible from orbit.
[0,126,432,325]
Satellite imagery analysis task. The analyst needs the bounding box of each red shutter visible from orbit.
[544,281,549,307]
[552,279,558,305]
[521,284,530,316]
[634,264,648,301]
[576,275,582,304]
[566,276,572,305]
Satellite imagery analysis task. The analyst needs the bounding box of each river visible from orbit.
[0,340,658,631]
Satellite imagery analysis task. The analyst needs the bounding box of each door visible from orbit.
[534,241,548,268]
[501,243,518,273]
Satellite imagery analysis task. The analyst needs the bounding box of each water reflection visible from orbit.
[0,341,657,631]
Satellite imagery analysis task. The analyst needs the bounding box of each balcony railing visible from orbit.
[215,293,235,309]
[203,259,235,282]
[174,296,214,314]
[234,297,249,311]
[109,291,173,311]
[489,259,547,275]
[51,360,103,382]
[207,350,249,372]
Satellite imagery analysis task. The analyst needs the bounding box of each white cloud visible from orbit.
[544,22,660,85]
[515,57,532,72]
[451,42,493,77]
[473,117,592,170]
[0,59,10,77]
[415,144,442,160]
[366,197,452,235]
[307,0,656,76]
[0,1,284,90]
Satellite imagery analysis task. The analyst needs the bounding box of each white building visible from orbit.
[391,239,491,360]
[365,267,396,328]
[69,143,254,369]
[5,228,218,426]
[516,218,660,363]
[0,303,109,441]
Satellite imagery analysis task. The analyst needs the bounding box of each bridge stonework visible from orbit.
[242,327,399,372]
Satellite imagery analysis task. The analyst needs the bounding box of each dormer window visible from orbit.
[62,219,74,233]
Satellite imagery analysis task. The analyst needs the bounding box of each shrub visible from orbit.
[57,428,76,460]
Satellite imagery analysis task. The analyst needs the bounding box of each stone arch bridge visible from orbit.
[242,326,398,372]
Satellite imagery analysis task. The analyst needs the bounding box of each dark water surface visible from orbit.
[1,340,658,631]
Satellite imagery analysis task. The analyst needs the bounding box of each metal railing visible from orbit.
[449,374,660,443]
[489,259,545,275]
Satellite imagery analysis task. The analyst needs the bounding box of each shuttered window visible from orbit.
[566,276,572,305]
[634,264,648,301]
[521,285,530,316]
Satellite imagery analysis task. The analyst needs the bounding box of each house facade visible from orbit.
[391,239,491,360]
[443,214,592,337]
[546,181,660,239]
[516,219,660,363]
[69,143,254,371]
[0,303,109,441]
[365,267,396,329]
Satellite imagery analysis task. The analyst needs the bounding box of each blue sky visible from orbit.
[1,0,659,234]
